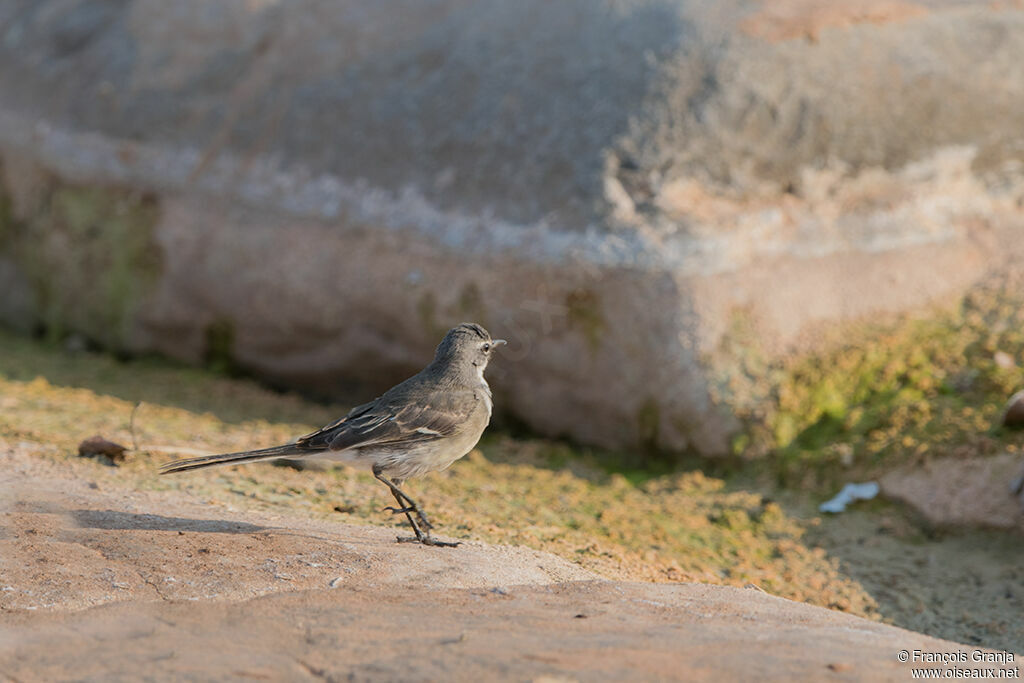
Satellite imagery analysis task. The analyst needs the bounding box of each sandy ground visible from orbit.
[1,446,1016,681]
[805,453,1024,650]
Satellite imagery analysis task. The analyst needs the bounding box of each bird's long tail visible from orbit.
[159,443,310,475]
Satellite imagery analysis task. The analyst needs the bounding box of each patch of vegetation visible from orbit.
[0,161,12,250]
[204,318,241,376]
[565,288,605,352]
[0,327,341,426]
[712,281,1024,488]
[636,397,660,451]
[1,180,162,350]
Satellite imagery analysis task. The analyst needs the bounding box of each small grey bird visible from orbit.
[160,323,505,547]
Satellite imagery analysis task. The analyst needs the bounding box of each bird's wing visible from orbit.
[297,393,464,452]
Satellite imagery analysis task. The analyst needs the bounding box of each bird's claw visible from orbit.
[384,505,434,530]
[396,535,461,548]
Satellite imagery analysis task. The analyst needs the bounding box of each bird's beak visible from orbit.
[492,339,507,347]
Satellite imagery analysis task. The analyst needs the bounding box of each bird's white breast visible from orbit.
[478,376,493,418]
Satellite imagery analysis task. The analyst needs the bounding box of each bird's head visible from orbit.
[432,323,506,376]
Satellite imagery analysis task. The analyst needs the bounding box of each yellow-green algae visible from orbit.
[0,180,162,351]
[565,288,606,352]
[710,280,1024,488]
[0,161,12,250]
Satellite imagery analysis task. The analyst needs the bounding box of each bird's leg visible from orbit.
[373,469,460,547]
[380,481,420,519]
[373,471,433,530]
[386,486,429,542]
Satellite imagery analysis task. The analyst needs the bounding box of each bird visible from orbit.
[159,323,506,547]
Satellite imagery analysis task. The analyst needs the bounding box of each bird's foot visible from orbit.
[395,534,461,548]
[413,510,433,530]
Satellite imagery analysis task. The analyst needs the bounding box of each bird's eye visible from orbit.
[483,343,491,352]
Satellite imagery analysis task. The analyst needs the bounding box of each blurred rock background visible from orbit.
[0,0,1022,456]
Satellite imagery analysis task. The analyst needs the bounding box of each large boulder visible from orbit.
[0,0,1022,454]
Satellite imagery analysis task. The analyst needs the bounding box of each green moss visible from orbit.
[204,318,239,376]
[729,431,750,457]
[710,283,1024,487]
[6,182,162,349]
[565,289,606,352]
[0,163,12,252]
[636,397,660,450]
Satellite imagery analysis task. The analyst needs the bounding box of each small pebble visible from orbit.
[1002,390,1024,429]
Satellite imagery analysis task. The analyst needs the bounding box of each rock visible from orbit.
[0,442,1000,681]
[1003,390,1024,429]
[0,1,1023,455]
[77,435,128,465]
[881,454,1024,531]
[1,452,597,614]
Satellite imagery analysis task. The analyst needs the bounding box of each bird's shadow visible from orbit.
[67,508,416,550]
[70,509,270,534]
